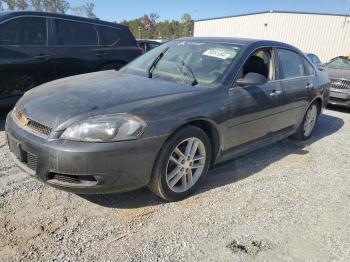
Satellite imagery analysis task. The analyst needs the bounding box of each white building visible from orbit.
[194,11,350,62]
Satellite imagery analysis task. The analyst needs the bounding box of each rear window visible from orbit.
[54,19,98,46]
[97,26,120,46]
[0,17,47,46]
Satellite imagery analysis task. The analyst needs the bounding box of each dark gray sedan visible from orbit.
[6,38,330,201]
[326,56,350,108]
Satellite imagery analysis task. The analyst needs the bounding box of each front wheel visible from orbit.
[292,102,320,140]
[149,126,212,201]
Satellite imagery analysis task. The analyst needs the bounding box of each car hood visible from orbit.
[16,71,203,129]
[326,68,350,80]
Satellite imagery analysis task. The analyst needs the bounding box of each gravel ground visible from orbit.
[0,107,350,262]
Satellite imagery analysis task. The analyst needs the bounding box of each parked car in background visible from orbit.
[0,11,143,108]
[6,38,329,201]
[306,53,325,70]
[325,56,350,108]
[137,39,162,52]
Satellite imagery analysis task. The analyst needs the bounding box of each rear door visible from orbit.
[0,16,54,102]
[51,18,101,79]
[226,48,284,150]
[276,49,313,129]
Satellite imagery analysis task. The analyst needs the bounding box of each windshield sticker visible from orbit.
[203,49,232,60]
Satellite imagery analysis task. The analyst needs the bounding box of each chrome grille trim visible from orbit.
[330,78,350,90]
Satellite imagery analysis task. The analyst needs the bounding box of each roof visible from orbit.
[0,11,127,29]
[175,37,298,50]
[195,10,350,22]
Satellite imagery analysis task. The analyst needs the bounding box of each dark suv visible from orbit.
[0,11,143,107]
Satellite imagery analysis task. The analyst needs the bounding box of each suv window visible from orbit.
[54,19,98,46]
[97,26,120,46]
[278,49,305,79]
[0,17,47,46]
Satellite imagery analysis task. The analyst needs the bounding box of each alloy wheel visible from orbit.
[303,104,318,137]
[166,137,206,193]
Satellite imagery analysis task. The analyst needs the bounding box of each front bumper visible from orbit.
[328,89,350,108]
[5,111,165,194]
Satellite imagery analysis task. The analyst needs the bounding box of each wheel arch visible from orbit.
[164,118,221,165]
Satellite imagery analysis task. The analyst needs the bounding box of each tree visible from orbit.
[71,2,96,18]
[121,13,194,40]
[4,0,16,10]
[43,0,70,13]
[181,13,194,37]
[30,0,43,11]
[142,13,159,33]
[83,1,96,19]
[16,0,29,10]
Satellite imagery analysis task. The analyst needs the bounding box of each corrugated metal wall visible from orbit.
[194,12,350,62]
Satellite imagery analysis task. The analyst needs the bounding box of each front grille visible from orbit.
[330,78,350,90]
[47,173,98,186]
[16,111,52,136]
[26,152,37,171]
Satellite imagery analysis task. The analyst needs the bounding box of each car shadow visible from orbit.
[327,104,350,114]
[79,112,344,209]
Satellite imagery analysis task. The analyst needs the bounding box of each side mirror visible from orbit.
[236,72,268,87]
[317,65,325,71]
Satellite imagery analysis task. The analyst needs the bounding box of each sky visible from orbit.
[68,0,350,22]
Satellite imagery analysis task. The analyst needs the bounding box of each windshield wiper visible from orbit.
[147,47,170,78]
[179,59,198,86]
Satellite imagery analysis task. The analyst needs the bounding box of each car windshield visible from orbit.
[327,57,350,70]
[121,40,242,87]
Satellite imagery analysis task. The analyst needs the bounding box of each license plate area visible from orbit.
[330,91,349,99]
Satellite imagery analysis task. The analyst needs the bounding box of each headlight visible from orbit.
[60,114,146,142]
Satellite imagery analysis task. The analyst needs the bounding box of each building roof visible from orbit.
[195,10,350,22]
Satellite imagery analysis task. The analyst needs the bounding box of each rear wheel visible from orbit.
[292,102,320,140]
[149,126,212,201]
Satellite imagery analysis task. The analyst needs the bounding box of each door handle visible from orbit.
[96,52,107,58]
[269,90,282,97]
[306,83,314,89]
[34,54,52,60]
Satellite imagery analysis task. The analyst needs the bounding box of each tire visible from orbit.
[149,125,212,201]
[292,102,320,140]
[99,62,125,71]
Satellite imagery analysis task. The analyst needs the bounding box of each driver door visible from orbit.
[225,48,284,150]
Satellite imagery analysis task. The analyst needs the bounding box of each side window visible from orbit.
[97,26,120,46]
[54,19,98,46]
[303,57,315,75]
[277,49,305,79]
[313,55,322,65]
[0,17,47,46]
[239,48,274,81]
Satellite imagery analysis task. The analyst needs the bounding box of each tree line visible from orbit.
[0,0,96,18]
[120,13,194,40]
